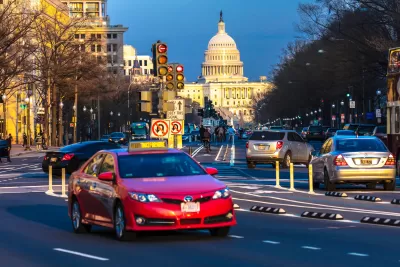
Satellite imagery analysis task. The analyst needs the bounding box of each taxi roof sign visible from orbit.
[128,140,168,152]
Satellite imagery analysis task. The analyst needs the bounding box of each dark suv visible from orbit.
[306,125,324,141]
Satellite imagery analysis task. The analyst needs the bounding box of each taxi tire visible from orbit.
[114,203,136,241]
[71,199,92,234]
[324,169,335,191]
[384,180,396,191]
[209,227,230,237]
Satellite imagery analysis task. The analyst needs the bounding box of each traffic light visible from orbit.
[152,41,168,77]
[197,108,204,117]
[166,65,174,90]
[175,64,184,90]
[346,93,350,97]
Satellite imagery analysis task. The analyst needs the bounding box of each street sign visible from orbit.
[341,113,345,123]
[170,120,184,135]
[150,119,170,139]
[376,109,382,118]
[166,99,185,120]
[349,101,355,109]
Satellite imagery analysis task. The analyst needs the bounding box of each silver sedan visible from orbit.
[311,136,396,191]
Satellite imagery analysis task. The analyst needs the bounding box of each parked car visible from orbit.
[311,136,396,191]
[306,125,324,141]
[0,139,8,159]
[343,123,360,131]
[324,128,338,139]
[108,132,128,145]
[42,141,121,175]
[335,130,356,136]
[100,135,110,142]
[246,130,314,169]
[372,125,387,145]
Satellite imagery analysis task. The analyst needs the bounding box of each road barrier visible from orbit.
[61,168,67,198]
[250,205,286,214]
[46,166,53,194]
[361,216,400,227]
[45,166,67,199]
[275,161,281,188]
[308,164,314,194]
[391,199,400,205]
[325,192,348,197]
[188,147,193,156]
[222,145,229,161]
[289,163,294,190]
[301,211,343,220]
[354,195,381,202]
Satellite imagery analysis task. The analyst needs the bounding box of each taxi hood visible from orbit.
[120,175,226,195]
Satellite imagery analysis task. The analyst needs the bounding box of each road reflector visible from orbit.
[325,192,348,197]
[250,205,286,214]
[354,195,381,202]
[301,211,343,220]
[233,204,240,209]
[361,216,400,227]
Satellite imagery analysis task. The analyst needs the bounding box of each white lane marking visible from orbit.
[309,226,356,230]
[215,145,223,161]
[228,235,244,239]
[262,240,280,244]
[230,137,235,166]
[231,191,400,217]
[302,246,321,250]
[53,248,109,261]
[348,252,368,257]
[192,145,204,157]
[236,168,259,181]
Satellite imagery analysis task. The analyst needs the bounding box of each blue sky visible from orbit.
[108,0,308,82]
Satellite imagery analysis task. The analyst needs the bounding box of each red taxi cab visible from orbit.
[68,140,236,241]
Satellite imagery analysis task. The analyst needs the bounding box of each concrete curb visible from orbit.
[301,211,343,220]
[325,192,348,197]
[361,216,400,226]
[354,195,381,202]
[250,205,286,214]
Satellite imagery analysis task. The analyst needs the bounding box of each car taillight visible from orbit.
[246,142,249,148]
[385,154,396,165]
[307,131,310,134]
[276,141,283,150]
[61,153,74,161]
[334,154,348,166]
[44,156,48,160]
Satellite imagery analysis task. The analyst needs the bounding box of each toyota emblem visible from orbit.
[184,196,193,202]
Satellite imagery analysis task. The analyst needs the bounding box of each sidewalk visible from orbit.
[10,146,60,156]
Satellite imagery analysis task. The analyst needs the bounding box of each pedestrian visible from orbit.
[199,125,205,141]
[36,134,42,151]
[23,133,27,147]
[6,134,12,162]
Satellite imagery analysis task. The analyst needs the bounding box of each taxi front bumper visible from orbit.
[331,166,396,183]
[123,198,236,231]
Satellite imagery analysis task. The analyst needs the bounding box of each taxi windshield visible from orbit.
[118,153,207,178]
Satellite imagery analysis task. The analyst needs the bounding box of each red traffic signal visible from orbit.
[176,65,184,72]
[157,44,167,53]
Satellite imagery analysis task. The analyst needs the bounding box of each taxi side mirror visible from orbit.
[205,167,218,176]
[98,172,114,181]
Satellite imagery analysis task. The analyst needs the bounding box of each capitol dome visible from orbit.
[199,11,247,83]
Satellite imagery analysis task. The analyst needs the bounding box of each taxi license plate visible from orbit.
[258,145,269,150]
[50,157,57,162]
[181,202,200,213]
[361,159,372,165]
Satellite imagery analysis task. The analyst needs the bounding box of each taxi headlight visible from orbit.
[212,188,230,200]
[128,192,161,203]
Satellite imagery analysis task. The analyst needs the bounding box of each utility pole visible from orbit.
[25,84,32,151]
[73,79,78,143]
[97,94,100,139]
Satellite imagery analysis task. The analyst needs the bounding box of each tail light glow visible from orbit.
[276,141,283,150]
[385,154,396,165]
[246,142,249,149]
[334,154,348,166]
[61,153,74,161]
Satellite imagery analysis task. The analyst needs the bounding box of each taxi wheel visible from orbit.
[114,203,136,241]
[71,199,92,234]
[324,169,336,191]
[209,227,230,237]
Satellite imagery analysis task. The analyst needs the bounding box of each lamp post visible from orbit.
[376,89,382,124]
[24,96,32,151]
[331,103,335,127]
[109,111,113,133]
[2,94,6,139]
[58,101,64,147]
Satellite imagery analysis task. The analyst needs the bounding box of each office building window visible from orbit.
[80,34,85,39]
[97,45,101,52]
[144,69,148,74]
[144,60,147,66]
[113,34,117,39]
[91,34,96,39]
[112,44,117,52]
[91,45,96,52]
[107,44,111,52]
[107,34,111,39]
[139,60,143,66]
[128,60,132,66]
[150,69,154,75]
[74,34,79,39]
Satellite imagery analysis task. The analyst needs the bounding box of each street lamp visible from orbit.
[110,111,113,116]
[90,108,93,114]
[73,105,76,111]
[341,100,344,106]
[59,101,64,108]
[25,97,30,103]
[376,89,381,96]
[332,104,335,108]
[318,108,322,113]
[2,94,6,101]
[118,112,120,117]
[83,106,87,112]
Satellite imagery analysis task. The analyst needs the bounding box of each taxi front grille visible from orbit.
[162,196,212,205]
[180,219,201,225]
[144,218,175,226]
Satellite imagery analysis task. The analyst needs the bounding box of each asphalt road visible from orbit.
[2,138,400,266]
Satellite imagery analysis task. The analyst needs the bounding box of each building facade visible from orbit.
[123,45,154,77]
[178,12,273,126]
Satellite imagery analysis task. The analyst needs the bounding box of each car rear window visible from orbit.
[336,130,355,135]
[309,126,322,132]
[110,132,124,137]
[335,139,387,152]
[357,125,375,134]
[328,129,338,132]
[270,126,283,130]
[118,153,206,178]
[0,140,7,146]
[250,131,285,141]
[343,124,359,130]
